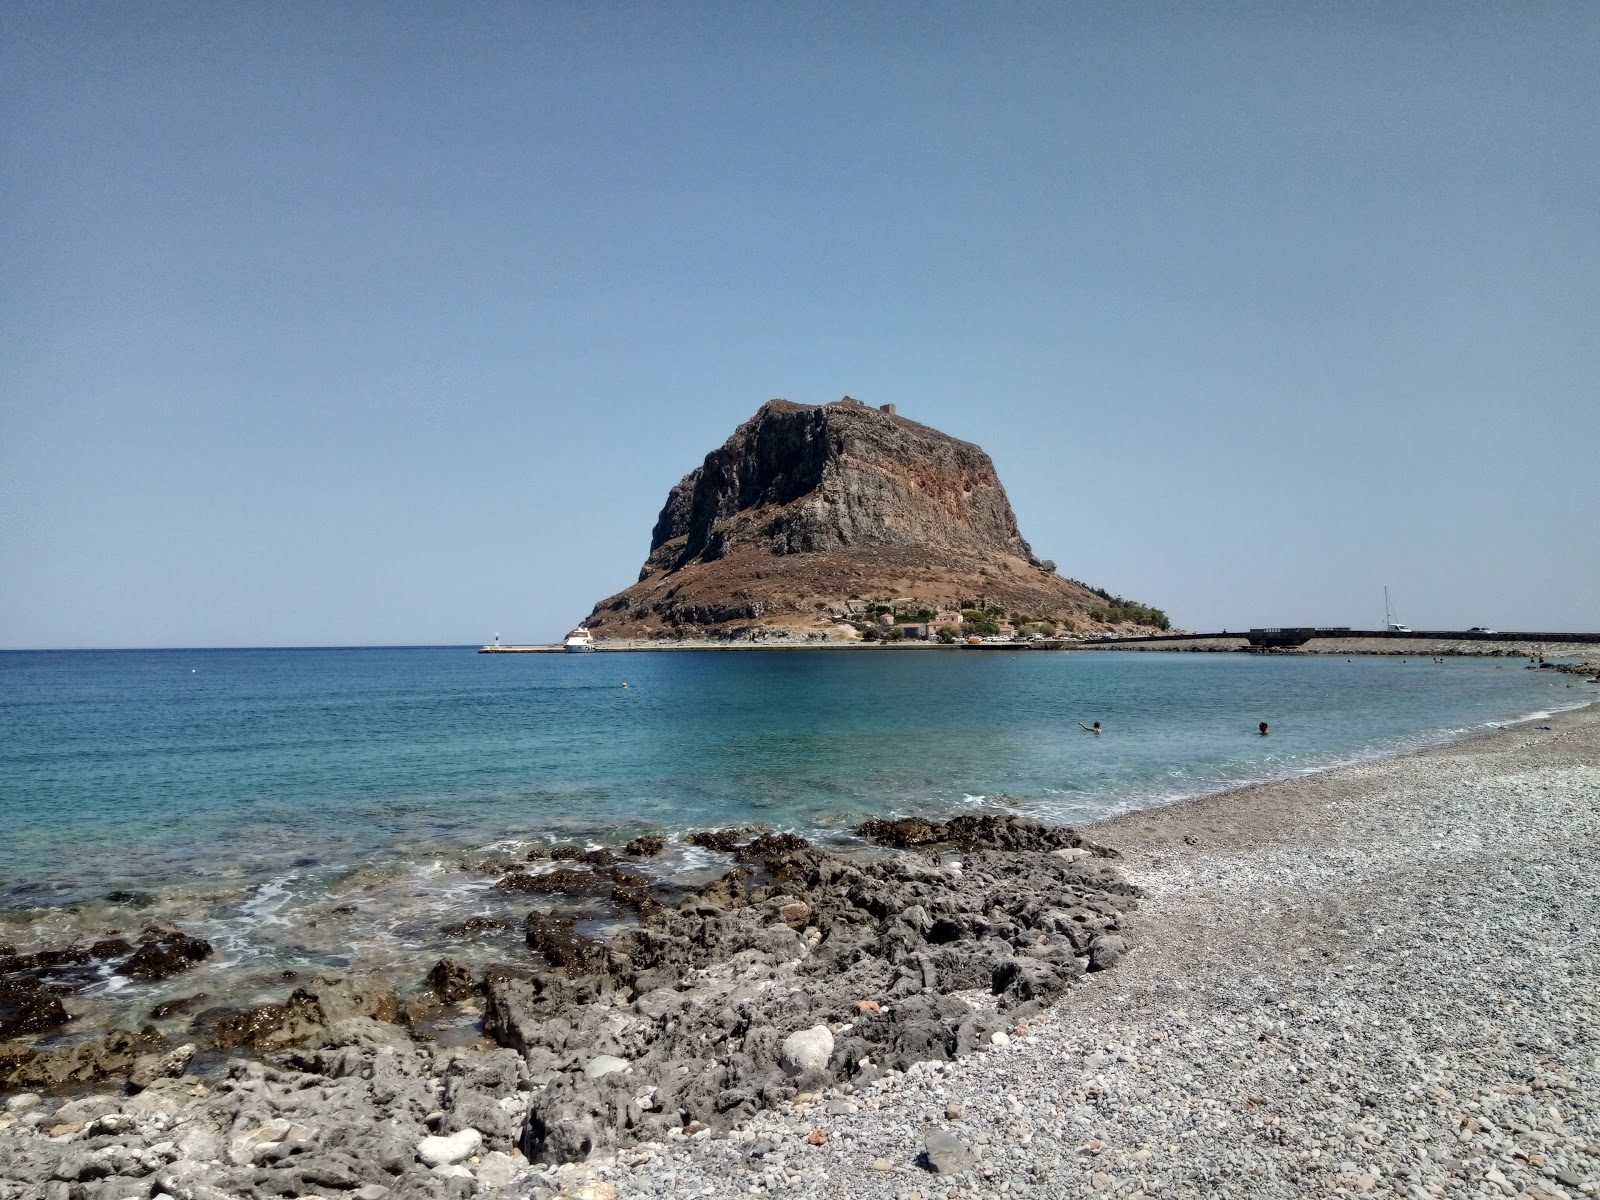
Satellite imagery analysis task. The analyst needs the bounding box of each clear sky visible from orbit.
[3,3,1596,648]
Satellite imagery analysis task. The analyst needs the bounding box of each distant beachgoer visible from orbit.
[1078,721,1101,734]
[1259,721,1269,736]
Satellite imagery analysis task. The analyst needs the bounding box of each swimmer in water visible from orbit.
[1259,721,1270,735]
[1078,721,1101,734]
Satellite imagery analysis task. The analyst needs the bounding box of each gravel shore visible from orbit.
[568,703,1599,1199]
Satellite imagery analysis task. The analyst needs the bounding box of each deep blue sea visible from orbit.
[0,647,1583,1026]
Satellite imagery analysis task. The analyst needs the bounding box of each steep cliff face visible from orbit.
[583,398,1155,640]
[643,400,1037,574]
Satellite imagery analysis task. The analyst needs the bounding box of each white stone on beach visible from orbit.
[474,1148,521,1188]
[416,1128,482,1167]
[781,1025,834,1075]
[584,1054,631,1079]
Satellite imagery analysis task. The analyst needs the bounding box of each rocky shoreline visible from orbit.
[0,816,1140,1198]
[4,706,1595,1200]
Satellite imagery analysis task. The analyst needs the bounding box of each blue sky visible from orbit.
[3,3,1596,647]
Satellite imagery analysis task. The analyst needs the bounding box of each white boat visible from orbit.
[1384,587,1411,633]
[563,626,597,653]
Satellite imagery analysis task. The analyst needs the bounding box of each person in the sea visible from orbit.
[1078,721,1101,734]
[1259,721,1270,735]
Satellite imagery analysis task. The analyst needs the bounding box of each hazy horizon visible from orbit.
[4,5,1597,649]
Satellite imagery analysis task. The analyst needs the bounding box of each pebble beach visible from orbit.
[2,698,1595,1199]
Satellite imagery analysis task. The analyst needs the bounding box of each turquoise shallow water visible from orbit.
[0,646,1583,1023]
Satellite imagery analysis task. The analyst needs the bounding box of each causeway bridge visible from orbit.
[1091,628,1600,649]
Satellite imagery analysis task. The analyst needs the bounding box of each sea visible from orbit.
[0,646,1584,1032]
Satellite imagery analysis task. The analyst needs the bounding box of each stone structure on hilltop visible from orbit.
[583,397,1164,641]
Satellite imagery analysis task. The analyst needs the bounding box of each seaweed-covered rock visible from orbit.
[495,867,610,896]
[122,928,214,980]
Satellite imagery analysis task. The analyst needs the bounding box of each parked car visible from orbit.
[1468,626,1498,634]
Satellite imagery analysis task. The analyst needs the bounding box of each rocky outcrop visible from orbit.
[584,398,1162,639]
[474,816,1138,1163]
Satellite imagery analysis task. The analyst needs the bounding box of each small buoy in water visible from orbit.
[622,682,628,688]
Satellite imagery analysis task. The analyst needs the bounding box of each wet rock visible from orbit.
[495,867,609,896]
[300,969,400,1024]
[148,992,209,1020]
[212,970,397,1051]
[129,1042,196,1088]
[428,957,477,1002]
[685,827,755,853]
[623,835,665,857]
[525,913,609,976]
[0,975,72,1039]
[741,832,809,859]
[858,812,1109,854]
[88,936,133,960]
[0,1027,165,1089]
[122,928,213,980]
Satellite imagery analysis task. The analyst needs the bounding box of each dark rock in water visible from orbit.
[526,913,609,977]
[685,827,755,853]
[857,812,1114,855]
[88,936,133,960]
[0,975,71,1039]
[742,832,809,859]
[549,845,618,865]
[478,856,524,876]
[148,993,210,1020]
[624,834,666,857]
[858,816,944,848]
[443,915,512,938]
[103,890,153,907]
[1,943,91,973]
[211,994,323,1052]
[212,970,398,1051]
[428,957,477,1002]
[122,928,213,980]
[494,867,609,896]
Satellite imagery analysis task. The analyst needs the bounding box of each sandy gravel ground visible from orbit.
[562,703,1599,1199]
